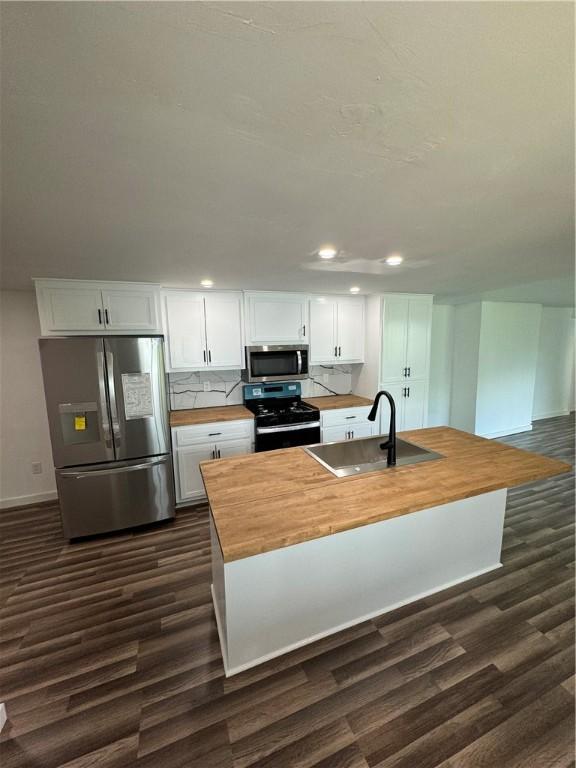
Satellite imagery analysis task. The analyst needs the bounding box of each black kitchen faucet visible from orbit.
[367,391,397,466]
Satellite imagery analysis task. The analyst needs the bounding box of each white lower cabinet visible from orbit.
[378,380,428,432]
[172,419,254,503]
[320,406,375,443]
[175,445,215,501]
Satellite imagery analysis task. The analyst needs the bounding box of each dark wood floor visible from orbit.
[0,416,574,768]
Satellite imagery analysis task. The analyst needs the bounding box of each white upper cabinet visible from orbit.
[35,280,161,336]
[309,295,365,364]
[405,299,433,380]
[163,290,243,372]
[204,293,243,368]
[381,295,432,382]
[245,292,308,345]
[309,298,338,363]
[163,292,206,370]
[100,288,160,332]
[36,282,105,333]
[336,297,365,363]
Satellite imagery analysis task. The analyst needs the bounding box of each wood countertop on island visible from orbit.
[201,426,572,563]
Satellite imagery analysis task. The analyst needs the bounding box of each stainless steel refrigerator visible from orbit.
[39,336,175,538]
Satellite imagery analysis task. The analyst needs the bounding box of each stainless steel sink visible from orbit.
[304,435,443,478]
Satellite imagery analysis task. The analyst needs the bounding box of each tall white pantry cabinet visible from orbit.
[356,294,433,432]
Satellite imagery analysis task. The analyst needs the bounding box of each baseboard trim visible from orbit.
[0,490,58,511]
[533,410,570,421]
[481,424,532,439]
[213,562,502,677]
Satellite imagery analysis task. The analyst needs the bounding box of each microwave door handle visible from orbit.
[96,347,112,447]
[105,350,122,446]
[296,350,302,375]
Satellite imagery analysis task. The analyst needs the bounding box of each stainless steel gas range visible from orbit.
[243,382,320,452]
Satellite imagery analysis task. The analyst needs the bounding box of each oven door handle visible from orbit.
[256,421,320,434]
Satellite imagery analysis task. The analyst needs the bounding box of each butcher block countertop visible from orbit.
[170,405,254,428]
[303,394,373,410]
[201,426,571,563]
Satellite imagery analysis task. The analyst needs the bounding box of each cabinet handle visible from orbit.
[208,350,212,364]
[345,416,356,419]
[203,350,206,363]
[217,448,221,458]
[334,346,337,357]
[403,367,407,377]
[98,309,103,325]
[303,324,306,337]
[211,449,215,459]
[403,387,407,397]
[208,432,222,436]
[105,309,110,325]
[407,387,410,397]
[407,367,411,377]
[338,346,341,357]
[351,430,354,438]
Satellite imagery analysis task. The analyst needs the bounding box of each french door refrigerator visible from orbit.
[39,336,175,538]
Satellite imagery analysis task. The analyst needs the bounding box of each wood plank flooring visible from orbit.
[0,415,574,767]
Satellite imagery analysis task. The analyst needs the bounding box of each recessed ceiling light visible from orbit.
[200,279,214,287]
[318,246,337,260]
[350,286,361,294]
[385,254,403,266]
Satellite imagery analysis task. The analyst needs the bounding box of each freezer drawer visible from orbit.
[56,455,175,538]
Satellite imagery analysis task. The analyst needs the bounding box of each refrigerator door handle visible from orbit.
[105,350,122,446]
[60,456,169,478]
[96,347,112,447]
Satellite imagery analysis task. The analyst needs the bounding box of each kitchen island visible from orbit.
[201,427,571,676]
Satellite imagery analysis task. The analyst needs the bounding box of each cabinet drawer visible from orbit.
[321,407,372,428]
[172,419,253,447]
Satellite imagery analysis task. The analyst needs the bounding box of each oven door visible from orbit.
[245,346,309,383]
[255,422,321,452]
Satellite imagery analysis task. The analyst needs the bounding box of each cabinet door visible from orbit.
[246,293,308,344]
[204,293,243,369]
[337,298,365,363]
[309,298,338,363]
[381,298,409,382]
[321,424,349,443]
[347,422,373,440]
[402,381,428,431]
[376,382,405,434]
[101,288,160,332]
[216,437,253,459]
[39,285,104,333]
[175,445,214,502]
[163,292,207,371]
[406,298,432,380]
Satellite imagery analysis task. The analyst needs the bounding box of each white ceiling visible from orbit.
[1,2,574,304]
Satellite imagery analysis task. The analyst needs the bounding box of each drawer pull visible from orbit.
[345,416,356,420]
[208,432,222,436]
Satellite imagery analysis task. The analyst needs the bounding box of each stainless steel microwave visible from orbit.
[242,345,309,383]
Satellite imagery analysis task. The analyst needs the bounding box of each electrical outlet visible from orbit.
[203,382,211,392]
[31,461,42,475]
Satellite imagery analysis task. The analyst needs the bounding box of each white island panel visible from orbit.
[211,488,507,675]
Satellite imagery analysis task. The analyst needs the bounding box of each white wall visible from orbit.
[0,290,56,508]
[475,302,541,437]
[428,305,454,427]
[533,307,574,420]
[449,303,482,433]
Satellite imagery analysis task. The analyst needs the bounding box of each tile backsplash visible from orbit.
[169,365,354,410]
